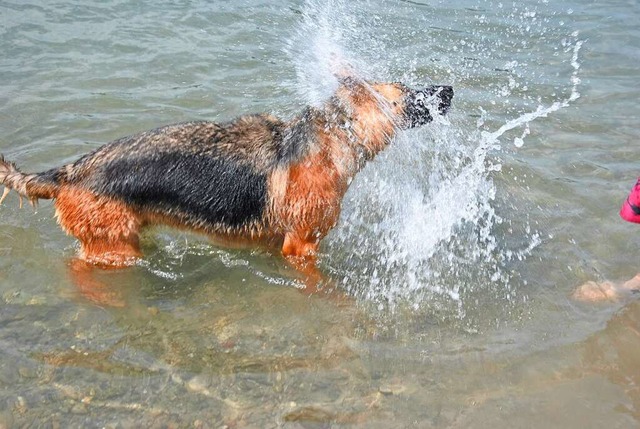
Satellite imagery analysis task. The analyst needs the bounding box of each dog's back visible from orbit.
[69,117,283,232]
[0,114,313,265]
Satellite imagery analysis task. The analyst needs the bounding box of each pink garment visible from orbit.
[620,178,640,224]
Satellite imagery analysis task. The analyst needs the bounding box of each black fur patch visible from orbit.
[277,108,315,166]
[37,166,67,184]
[93,151,267,229]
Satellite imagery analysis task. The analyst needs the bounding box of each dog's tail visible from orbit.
[0,155,64,208]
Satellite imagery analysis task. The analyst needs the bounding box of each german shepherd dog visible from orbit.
[0,76,452,283]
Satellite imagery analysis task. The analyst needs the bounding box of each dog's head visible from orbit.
[330,77,453,156]
[334,76,453,129]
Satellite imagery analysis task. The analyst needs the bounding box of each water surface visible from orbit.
[0,0,639,427]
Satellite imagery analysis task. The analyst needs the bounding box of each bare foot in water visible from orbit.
[573,274,640,302]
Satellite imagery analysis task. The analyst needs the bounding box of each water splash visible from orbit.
[486,36,583,147]
[286,0,585,318]
[284,0,372,106]
[139,235,300,288]
[139,0,584,323]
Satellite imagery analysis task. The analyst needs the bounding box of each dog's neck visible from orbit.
[320,96,397,168]
[277,98,398,196]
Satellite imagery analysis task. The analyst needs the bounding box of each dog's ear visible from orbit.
[333,67,366,91]
[336,75,363,89]
[329,54,362,87]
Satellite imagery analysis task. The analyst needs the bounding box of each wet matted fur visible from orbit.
[0,78,453,270]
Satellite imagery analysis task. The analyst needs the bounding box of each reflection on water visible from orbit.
[1,0,639,427]
[3,274,639,427]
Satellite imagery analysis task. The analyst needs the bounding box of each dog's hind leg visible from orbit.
[68,258,127,307]
[55,186,143,305]
[54,186,143,266]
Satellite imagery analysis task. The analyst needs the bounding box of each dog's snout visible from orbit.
[437,85,454,108]
[404,84,454,128]
[423,85,454,114]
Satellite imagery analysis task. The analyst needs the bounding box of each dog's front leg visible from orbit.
[281,233,349,303]
[281,232,324,293]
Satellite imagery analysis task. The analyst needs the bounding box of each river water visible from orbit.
[0,0,639,427]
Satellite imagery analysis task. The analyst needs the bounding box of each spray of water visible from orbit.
[285,0,369,106]
[140,0,584,324]
[285,0,584,319]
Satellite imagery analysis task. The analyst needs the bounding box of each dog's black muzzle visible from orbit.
[404,85,454,128]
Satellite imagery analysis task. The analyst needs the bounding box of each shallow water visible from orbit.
[1,0,639,427]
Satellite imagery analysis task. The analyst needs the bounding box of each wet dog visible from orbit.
[0,76,452,279]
